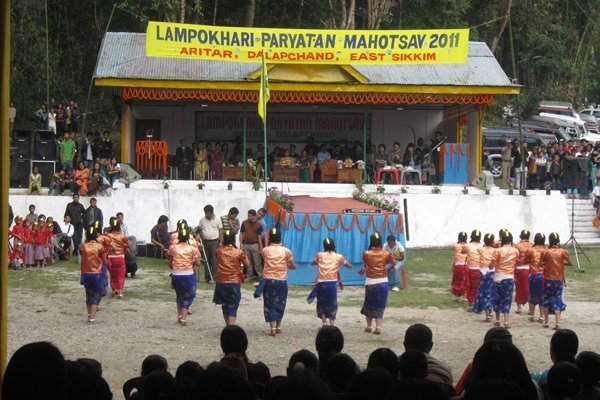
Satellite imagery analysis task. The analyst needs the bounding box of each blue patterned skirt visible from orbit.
[263,279,288,322]
[316,281,338,320]
[101,263,108,296]
[361,283,389,319]
[172,274,196,310]
[81,273,103,306]
[472,271,496,313]
[543,280,566,314]
[493,278,514,314]
[529,274,545,306]
[213,283,242,317]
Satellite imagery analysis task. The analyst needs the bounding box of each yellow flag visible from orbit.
[258,52,269,123]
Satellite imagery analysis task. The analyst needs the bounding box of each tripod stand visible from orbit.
[564,193,590,272]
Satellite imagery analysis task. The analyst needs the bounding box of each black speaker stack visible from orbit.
[10,129,57,188]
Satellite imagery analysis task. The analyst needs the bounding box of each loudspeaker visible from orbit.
[33,130,57,160]
[563,157,588,189]
[13,130,32,159]
[10,158,30,188]
[119,163,142,184]
[471,171,496,190]
[31,160,56,187]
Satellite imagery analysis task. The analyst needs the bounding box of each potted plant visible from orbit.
[227,182,233,191]
[248,159,264,191]
[462,185,468,194]
[124,176,131,189]
[484,186,491,195]
[401,185,408,194]
[197,181,205,190]
[431,185,441,194]
[355,178,364,193]
[507,177,516,195]
[376,183,385,193]
[162,177,170,189]
[545,182,552,195]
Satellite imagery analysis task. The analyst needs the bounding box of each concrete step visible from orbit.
[570,232,600,239]
[568,237,600,246]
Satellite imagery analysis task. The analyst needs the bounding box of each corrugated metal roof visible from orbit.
[94,32,516,87]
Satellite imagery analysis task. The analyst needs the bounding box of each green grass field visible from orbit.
[10,247,598,308]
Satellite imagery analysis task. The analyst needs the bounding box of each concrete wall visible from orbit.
[9,182,570,249]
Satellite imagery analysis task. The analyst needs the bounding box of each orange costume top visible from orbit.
[491,245,520,279]
[262,244,294,281]
[452,243,467,265]
[80,241,105,274]
[216,245,249,284]
[105,231,129,256]
[313,252,348,281]
[170,232,201,248]
[542,247,572,281]
[461,242,483,268]
[514,240,533,266]
[167,242,200,274]
[477,246,496,269]
[363,248,395,280]
[526,245,547,275]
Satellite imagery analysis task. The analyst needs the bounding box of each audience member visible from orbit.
[531,329,579,386]
[315,326,344,377]
[366,347,398,379]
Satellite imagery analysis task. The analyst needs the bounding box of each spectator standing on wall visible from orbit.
[9,101,16,136]
[96,130,113,165]
[35,103,48,129]
[59,132,77,170]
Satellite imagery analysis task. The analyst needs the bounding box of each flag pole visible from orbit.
[262,52,268,198]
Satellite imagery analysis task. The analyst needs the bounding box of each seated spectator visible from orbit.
[142,371,176,400]
[367,347,398,379]
[48,170,64,196]
[389,378,449,400]
[346,368,395,400]
[191,362,254,400]
[88,162,109,196]
[2,341,68,400]
[106,157,121,186]
[575,351,600,400]
[65,360,112,400]
[287,349,319,377]
[315,326,344,376]
[150,215,170,257]
[174,361,203,400]
[123,354,168,400]
[531,329,579,386]
[28,165,42,194]
[61,168,76,195]
[75,161,90,196]
[465,378,528,400]
[466,340,538,400]
[324,353,358,398]
[56,215,74,260]
[398,350,428,380]
[545,362,581,400]
[265,371,330,400]
[404,323,454,397]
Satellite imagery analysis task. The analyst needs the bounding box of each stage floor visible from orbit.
[289,195,380,213]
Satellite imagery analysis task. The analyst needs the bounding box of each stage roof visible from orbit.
[94,32,520,94]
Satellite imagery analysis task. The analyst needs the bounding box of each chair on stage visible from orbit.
[400,168,422,185]
[319,159,338,183]
[376,168,399,184]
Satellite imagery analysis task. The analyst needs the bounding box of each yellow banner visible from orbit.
[146,22,469,65]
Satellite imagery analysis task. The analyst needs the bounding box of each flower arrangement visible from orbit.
[462,185,468,194]
[401,185,408,194]
[431,185,441,194]
[355,178,364,192]
[124,176,132,188]
[376,182,385,193]
[268,187,294,211]
[544,181,553,191]
[507,177,516,189]
[248,158,264,191]
[484,186,491,195]
[352,190,399,212]
[197,181,205,190]
[162,177,170,189]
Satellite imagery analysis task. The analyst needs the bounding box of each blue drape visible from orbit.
[265,211,406,285]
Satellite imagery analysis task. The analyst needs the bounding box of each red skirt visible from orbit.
[451,264,468,296]
[466,268,480,303]
[108,256,126,290]
[514,267,530,305]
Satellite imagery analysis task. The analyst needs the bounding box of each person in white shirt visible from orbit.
[593,178,600,216]
[383,234,406,292]
[57,215,74,259]
[197,204,223,283]
[117,212,137,254]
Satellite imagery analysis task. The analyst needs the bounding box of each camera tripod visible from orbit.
[564,193,590,272]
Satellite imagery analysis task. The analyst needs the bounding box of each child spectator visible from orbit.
[28,166,42,194]
[9,241,24,270]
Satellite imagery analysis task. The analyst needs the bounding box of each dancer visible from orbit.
[213,229,250,326]
[472,234,497,321]
[526,233,547,323]
[105,217,130,299]
[254,228,296,336]
[310,238,353,326]
[361,233,395,335]
[490,230,519,328]
[541,232,572,330]
[514,230,533,314]
[79,226,106,323]
[166,225,200,326]
[461,230,483,311]
[450,232,468,302]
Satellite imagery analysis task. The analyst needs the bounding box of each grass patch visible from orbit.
[8,248,599,308]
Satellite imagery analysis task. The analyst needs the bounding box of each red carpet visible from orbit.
[290,196,380,213]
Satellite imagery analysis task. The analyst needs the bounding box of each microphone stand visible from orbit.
[423,137,447,160]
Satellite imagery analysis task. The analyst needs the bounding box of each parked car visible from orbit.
[482,127,555,178]
[579,108,600,123]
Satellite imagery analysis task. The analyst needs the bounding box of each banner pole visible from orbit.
[363,104,368,182]
[263,54,268,199]
[243,103,247,181]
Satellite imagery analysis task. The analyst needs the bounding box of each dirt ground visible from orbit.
[8,269,600,400]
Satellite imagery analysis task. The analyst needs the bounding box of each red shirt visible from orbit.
[34,228,50,245]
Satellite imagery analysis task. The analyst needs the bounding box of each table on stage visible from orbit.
[222,166,251,181]
[272,165,300,182]
[337,168,362,183]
